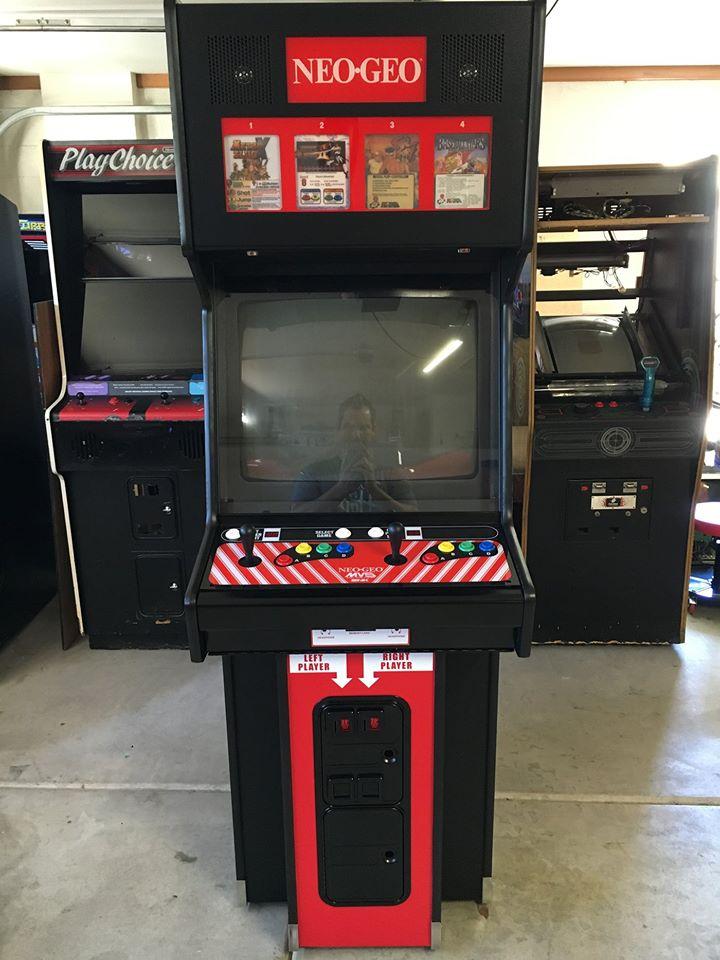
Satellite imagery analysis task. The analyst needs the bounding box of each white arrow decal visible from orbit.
[360,653,384,688]
[330,654,351,688]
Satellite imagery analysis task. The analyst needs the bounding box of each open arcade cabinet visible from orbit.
[166,0,543,951]
[43,141,205,648]
[523,160,718,644]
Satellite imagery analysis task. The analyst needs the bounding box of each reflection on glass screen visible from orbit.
[543,316,637,375]
[218,295,493,513]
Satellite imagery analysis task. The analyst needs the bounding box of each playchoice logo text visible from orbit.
[286,36,427,103]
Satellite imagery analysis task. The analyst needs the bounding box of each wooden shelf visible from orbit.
[538,216,710,233]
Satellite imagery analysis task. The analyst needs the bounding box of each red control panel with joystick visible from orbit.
[208,522,513,587]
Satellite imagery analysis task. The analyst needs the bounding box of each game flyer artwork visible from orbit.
[434,133,490,210]
[224,134,282,211]
[295,135,350,209]
[365,133,419,210]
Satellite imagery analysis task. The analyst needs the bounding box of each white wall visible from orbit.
[0,87,43,213]
[540,80,720,166]
[0,78,171,213]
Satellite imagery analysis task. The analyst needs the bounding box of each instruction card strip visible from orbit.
[221,116,492,213]
[311,628,410,648]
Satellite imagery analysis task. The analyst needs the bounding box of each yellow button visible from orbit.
[295,542,312,555]
[438,541,455,554]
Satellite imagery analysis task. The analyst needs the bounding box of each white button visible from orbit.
[368,526,385,539]
[335,527,352,539]
[224,528,240,541]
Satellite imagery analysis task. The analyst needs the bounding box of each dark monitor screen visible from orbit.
[215,293,497,514]
[541,315,638,375]
[81,279,202,373]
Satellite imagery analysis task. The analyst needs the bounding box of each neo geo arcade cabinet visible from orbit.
[165,0,543,951]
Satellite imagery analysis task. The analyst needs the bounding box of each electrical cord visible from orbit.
[562,202,597,219]
[373,313,423,359]
[562,199,651,220]
[547,0,561,15]
[602,198,651,219]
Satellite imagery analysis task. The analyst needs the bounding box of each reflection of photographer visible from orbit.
[292,394,416,513]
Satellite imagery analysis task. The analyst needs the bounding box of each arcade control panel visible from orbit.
[55,394,204,422]
[207,521,515,588]
[56,372,205,422]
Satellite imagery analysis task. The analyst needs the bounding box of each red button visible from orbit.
[368,716,381,731]
[609,400,619,408]
[594,401,605,408]
[275,554,293,566]
[581,485,589,492]
[423,552,440,564]
[641,484,649,491]
[339,718,351,733]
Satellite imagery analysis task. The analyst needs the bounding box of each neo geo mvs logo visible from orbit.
[285,36,427,103]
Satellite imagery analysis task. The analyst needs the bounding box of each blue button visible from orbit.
[336,543,353,555]
[479,540,496,553]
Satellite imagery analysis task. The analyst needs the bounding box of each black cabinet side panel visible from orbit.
[225,653,287,902]
[441,650,497,901]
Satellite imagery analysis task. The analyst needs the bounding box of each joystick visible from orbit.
[385,522,407,566]
[237,523,261,567]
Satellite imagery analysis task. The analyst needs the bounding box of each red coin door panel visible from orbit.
[287,652,435,948]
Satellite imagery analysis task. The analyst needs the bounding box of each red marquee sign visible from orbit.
[286,36,427,104]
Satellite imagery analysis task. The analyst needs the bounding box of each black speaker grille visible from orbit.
[176,424,204,461]
[440,34,505,103]
[71,430,102,462]
[208,34,272,105]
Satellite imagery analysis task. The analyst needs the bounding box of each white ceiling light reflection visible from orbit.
[422,338,463,374]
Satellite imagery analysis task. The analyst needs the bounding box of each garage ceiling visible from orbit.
[0,0,719,75]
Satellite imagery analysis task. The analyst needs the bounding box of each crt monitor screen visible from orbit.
[215,293,497,514]
[540,315,638,375]
[81,279,202,373]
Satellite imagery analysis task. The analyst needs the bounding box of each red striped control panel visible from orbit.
[208,525,512,588]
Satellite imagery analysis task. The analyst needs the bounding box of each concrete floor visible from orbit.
[1,602,719,960]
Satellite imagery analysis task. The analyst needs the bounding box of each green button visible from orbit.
[316,543,332,555]
[459,540,475,553]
